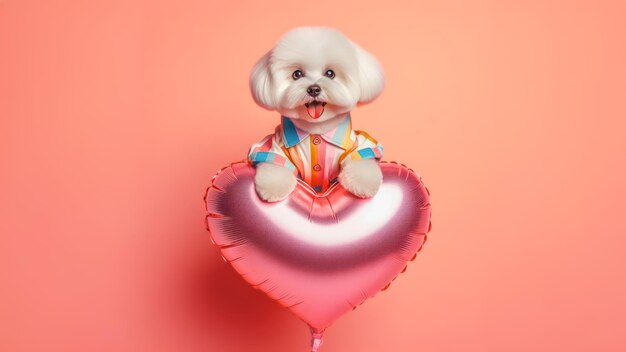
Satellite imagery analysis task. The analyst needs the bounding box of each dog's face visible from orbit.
[250,27,384,123]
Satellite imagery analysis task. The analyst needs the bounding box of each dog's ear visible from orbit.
[250,50,276,110]
[352,42,385,104]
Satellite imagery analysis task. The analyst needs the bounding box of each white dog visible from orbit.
[248,27,385,202]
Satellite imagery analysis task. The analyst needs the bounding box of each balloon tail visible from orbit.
[310,329,324,352]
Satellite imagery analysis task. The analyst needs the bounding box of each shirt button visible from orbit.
[312,136,321,145]
[313,164,322,171]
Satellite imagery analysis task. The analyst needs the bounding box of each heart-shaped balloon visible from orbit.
[204,161,431,350]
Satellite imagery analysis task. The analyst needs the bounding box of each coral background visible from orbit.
[1,0,625,351]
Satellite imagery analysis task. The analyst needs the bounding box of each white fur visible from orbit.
[250,27,385,201]
[254,162,297,202]
[339,159,383,198]
[250,27,384,123]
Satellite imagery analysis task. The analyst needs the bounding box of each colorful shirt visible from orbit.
[248,115,384,193]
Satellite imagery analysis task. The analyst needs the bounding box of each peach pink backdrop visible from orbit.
[1,1,625,351]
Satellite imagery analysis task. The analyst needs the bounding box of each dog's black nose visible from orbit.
[307,84,321,97]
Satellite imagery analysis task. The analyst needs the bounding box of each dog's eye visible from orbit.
[324,69,335,79]
[292,70,304,80]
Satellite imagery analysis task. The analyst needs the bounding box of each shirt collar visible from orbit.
[280,114,355,149]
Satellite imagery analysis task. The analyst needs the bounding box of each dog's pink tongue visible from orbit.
[306,103,324,119]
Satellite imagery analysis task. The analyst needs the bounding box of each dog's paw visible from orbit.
[338,158,383,198]
[254,162,297,202]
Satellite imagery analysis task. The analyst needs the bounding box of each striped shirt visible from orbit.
[248,115,384,193]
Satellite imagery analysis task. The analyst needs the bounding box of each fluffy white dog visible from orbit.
[248,27,385,202]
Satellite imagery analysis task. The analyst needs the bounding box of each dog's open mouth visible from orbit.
[304,101,327,119]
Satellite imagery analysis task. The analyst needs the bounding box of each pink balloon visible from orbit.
[204,161,431,351]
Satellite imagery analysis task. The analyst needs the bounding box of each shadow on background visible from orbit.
[174,229,304,351]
